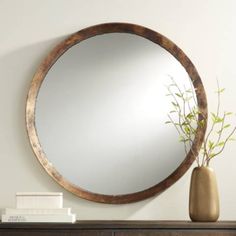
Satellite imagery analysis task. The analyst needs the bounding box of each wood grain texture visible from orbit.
[0,230,110,236]
[26,22,208,204]
[1,221,236,236]
[1,220,236,229]
[116,231,236,236]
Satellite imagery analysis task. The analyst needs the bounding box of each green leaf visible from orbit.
[179,136,189,142]
[175,93,182,97]
[223,124,231,129]
[216,118,224,123]
[179,136,185,142]
[216,88,225,93]
[186,113,194,119]
[217,125,229,134]
[199,120,205,127]
[171,102,179,107]
[217,141,225,147]
[211,112,216,118]
[186,89,193,93]
[229,137,236,141]
[184,126,190,134]
[194,108,201,115]
[208,140,214,149]
[212,116,224,123]
[225,112,233,116]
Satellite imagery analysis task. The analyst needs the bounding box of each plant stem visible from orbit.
[202,81,221,165]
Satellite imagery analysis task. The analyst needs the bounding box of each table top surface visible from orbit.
[0,220,236,229]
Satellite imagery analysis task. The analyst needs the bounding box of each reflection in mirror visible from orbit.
[35,33,195,195]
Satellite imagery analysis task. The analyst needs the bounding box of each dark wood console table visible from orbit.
[0,220,236,236]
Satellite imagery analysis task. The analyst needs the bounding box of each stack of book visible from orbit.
[1,192,76,223]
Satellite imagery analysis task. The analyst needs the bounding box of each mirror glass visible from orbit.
[35,33,194,195]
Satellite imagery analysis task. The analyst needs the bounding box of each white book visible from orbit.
[5,208,71,215]
[16,192,63,196]
[1,214,76,223]
[16,192,63,209]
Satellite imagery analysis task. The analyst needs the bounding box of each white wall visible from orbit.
[0,0,236,220]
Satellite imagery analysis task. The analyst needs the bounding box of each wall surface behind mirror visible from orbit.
[0,0,236,220]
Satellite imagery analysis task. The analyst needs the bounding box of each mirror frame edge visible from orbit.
[26,22,208,204]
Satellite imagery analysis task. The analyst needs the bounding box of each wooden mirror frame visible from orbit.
[26,22,207,204]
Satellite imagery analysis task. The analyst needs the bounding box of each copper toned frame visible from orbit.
[26,23,207,204]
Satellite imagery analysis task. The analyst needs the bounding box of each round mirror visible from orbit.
[26,23,207,203]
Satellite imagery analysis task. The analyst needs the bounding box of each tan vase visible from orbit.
[189,166,219,222]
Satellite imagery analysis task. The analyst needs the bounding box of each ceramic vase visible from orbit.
[189,166,219,222]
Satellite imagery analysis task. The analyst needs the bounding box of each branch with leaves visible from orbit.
[166,77,236,167]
